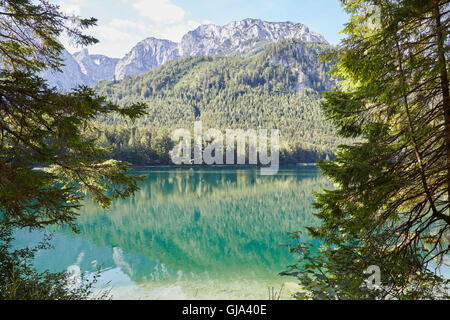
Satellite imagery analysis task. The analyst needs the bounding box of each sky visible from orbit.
[53,0,349,58]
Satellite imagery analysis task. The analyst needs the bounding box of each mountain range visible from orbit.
[90,38,342,165]
[40,18,342,165]
[43,18,328,91]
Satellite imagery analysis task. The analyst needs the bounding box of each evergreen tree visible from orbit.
[0,0,146,299]
[284,0,450,300]
[92,40,342,165]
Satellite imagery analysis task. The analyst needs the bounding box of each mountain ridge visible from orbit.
[90,39,342,165]
[42,18,328,91]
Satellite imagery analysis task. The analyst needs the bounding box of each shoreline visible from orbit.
[129,163,318,169]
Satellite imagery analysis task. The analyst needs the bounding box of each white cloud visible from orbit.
[60,20,142,58]
[62,19,199,58]
[107,18,201,42]
[59,0,204,58]
[58,0,86,15]
[132,0,186,24]
[151,20,201,42]
[110,19,150,33]
[88,24,144,57]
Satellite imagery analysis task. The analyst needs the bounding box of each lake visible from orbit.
[14,166,331,300]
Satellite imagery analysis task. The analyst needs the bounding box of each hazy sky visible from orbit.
[54,0,349,58]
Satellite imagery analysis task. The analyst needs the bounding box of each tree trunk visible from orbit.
[434,1,450,221]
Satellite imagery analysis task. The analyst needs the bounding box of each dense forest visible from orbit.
[92,40,346,165]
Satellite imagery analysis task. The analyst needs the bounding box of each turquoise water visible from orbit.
[14,166,331,299]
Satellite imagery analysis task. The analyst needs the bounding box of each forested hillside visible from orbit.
[92,40,344,165]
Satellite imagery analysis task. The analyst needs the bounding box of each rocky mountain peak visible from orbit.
[73,48,119,85]
[43,19,328,88]
[114,37,180,80]
[179,18,326,57]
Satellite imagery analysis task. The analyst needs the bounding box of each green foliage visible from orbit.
[282,231,450,300]
[284,0,450,299]
[0,226,108,300]
[0,0,97,72]
[0,0,146,299]
[93,40,345,165]
[0,71,147,229]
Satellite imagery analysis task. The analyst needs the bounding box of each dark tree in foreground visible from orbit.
[284,0,450,299]
[0,0,146,299]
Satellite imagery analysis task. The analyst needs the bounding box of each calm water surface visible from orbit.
[15,166,332,299]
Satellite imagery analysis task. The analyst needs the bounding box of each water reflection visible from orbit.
[15,166,331,299]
